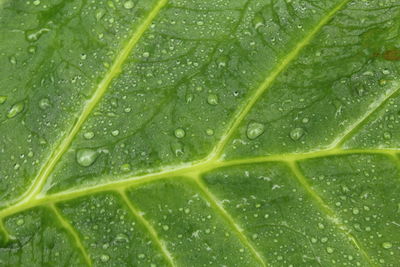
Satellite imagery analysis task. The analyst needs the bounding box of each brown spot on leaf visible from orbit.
[383,49,400,61]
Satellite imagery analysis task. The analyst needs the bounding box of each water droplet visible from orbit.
[115,233,129,243]
[39,98,50,110]
[28,45,37,54]
[100,254,110,262]
[326,247,334,254]
[7,102,24,118]
[76,149,98,167]
[206,129,214,136]
[142,52,150,58]
[207,94,219,105]
[174,128,185,139]
[9,56,17,65]
[290,128,305,141]
[84,131,94,140]
[123,1,134,9]
[33,0,40,5]
[111,130,120,136]
[246,122,265,140]
[383,132,392,140]
[162,225,169,231]
[382,242,392,249]
[16,219,24,226]
[352,208,359,215]
[0,96,7,104]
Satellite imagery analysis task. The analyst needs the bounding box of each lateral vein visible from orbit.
[6,0,168,207]
[288,162,377,266]
[51,205,92,266]
[209,0,352,160]
[119,191,176,267]
[194,177,268,267]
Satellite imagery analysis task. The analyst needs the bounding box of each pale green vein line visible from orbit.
[119,191,176,267]
[287,161,378,267]
[0,219,10,242]
[1,148,398,218]
[209,0,352,160]
[50,205,92,266]
[0,0,168,213]
[330,84,400,149]
[194,176,268,267]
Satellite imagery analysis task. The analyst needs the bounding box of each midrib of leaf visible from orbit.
[208,0,353,160]
[288,162,376,266]
[1,0,168,209]
[51,204,92,266]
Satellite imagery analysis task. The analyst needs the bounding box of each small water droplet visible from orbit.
[39,98,50,110]
[382,242,392,249]
[206,129,214,136]
[28,45,37,54]
[290,127,305,141]
[33,0,40,5]
[162,225,169,231]
[246,122,265,140]
[9,56,17,65]
[115,233,129,243]
[111,130,120,136]
[76,149,98,167]
[207,94,219,105]
[123,0,134,9]
[7,102,24,118]
[326,247,334,254]
[174,128,185,139]
[100,254,110,262]
[84,131,94,140]
[16,219,24,226]
[352,208,359,215]
[383,132,392,140]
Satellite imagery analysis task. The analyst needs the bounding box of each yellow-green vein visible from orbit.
[194,175,268,267]
[119,191,176,267]
[2,0,168,210]
[209,0,352,160]
[287,161,377,266]
[51,204,92,266]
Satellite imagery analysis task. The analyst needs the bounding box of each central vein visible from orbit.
[11,0,169,207]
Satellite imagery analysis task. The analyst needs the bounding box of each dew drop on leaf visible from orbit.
[76,148,98,167]
[123,1,134,9]
[0,96,7,104]
[7,102,24,118]
[84,131,95,140]
[207,94,219,105]
[39,98,51,110]
[174,128,185,139]
[382,242,392,249]
[100,254,110,262]
[290,127,305,141]
[246,122,265,140]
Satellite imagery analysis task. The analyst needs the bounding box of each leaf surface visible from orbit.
[0,0,399,266]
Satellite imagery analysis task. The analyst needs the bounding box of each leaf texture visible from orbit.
[0,0,399,266]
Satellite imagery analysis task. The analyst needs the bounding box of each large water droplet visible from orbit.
[76,149,98,167]
[7,102,24,118]
[383,132,392,140]
[246,122,265,140]
[174,128,185,139]
[84,131,94,140]
[290,128,305,141]
[382,242,392,249]
[207,94,219,105]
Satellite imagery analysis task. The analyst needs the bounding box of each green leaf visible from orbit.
[0,0,399,266]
